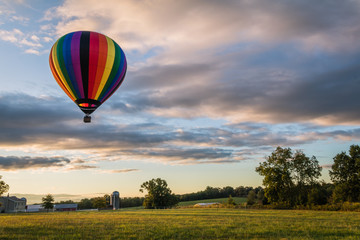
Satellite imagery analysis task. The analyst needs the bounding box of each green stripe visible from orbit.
[56,35,78,99]
[98,40,121,100]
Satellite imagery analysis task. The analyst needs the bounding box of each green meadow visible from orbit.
[0,208,359,239]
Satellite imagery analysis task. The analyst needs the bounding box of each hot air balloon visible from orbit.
[49,31,127,123]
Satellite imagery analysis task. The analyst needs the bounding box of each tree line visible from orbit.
[1,144,359,210]
[255,145,360,208]
[177,185,262,202]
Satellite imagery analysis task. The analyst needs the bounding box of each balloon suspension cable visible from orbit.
[83,114,91,123]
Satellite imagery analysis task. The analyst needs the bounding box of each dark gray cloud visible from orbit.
[0,156,71,170]
[117,55,360,124]
[1,93,360,167]
[129,147,234,162]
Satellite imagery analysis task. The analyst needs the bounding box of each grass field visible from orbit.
[0,208,359,239]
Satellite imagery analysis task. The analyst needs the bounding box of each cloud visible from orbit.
[50,0,360,56]
[38,0,360,125]
[3,0,360,164]
[107,169,140,173]
[24,49,40,55]
[0,28,23,43]
[1,93,360,166]
[0,156,71,170]
[10,15,29,23]
[118,58,360,125]
[0,28,44,54]
[66,165,98,171]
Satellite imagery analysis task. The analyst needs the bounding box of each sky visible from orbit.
[1,0,360,203]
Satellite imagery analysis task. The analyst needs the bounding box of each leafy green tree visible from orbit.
[139,178,179,209]
[227,195,236,206]
[0,175,9,197]
[42,194,55,211]
[292,150,322,205]
[57,200,75,204]
[78,198,93,209]
[257,189,265,204]
[221,186,235,198]
[92,197,107,209]
[307,184,328,205]
[256,147,322,206]
[247,190,256,205]
[256,147,294,205]
[330,145,360,202]
[104,194,111,207]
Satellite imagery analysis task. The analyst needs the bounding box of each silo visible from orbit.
[110,191,120,210]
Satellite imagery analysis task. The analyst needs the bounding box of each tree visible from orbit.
[247,190,256,205]
[104,194,111,207]
[227,195,236,206]
[256,147,294,205]
[78,198,93,209]
[57,200,75,204]
[92,197,107,209]
[256,147,322,206]
[307,183,328,205]
[330,145,360,202]
[257,189,266,204]
[220,186,235,198]
[292,150,322,205]
[0,175,9,197]
[139,178,179,209]
[42,194,54,211]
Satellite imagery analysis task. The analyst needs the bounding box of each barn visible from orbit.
[0,195,27,213]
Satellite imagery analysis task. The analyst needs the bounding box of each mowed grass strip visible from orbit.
[0,208,359,239]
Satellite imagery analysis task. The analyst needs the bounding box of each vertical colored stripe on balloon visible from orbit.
[88,32,99,99]
[100,53,127,103]
[71,31,84,98]
[80,31,90,99]
[91,34,108,99]
[94,36,115,99]
[57,35,78,99]
[51,39,76,100]
[98,41,123,101]
[49,47,76,101]
[63,32,81,98]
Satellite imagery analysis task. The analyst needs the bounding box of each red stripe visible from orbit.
[91,34,108,99]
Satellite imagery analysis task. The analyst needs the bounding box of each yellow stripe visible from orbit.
[52,41,76,100]
[95,37,115,99]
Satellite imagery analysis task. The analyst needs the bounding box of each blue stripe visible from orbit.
[63,32,81,98]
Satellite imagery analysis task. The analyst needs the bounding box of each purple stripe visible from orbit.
[71,32,84,98]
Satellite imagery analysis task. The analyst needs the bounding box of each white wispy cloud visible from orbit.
[0,28,43,54]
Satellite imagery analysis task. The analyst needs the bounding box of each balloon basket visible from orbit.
[83,115,91,123]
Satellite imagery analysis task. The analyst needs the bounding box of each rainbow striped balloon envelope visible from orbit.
[49,31,127,122]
